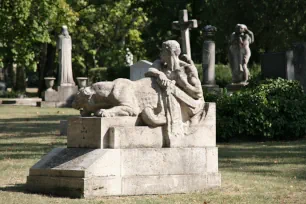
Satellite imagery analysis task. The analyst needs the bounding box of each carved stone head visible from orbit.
[235,24,247,34]
[61,25,70,37]
[72,87,95,110]
[160,40,181,63]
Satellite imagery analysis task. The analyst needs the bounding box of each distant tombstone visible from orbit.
[293,42,306,92]
[261,51,294,80]
[130,60,152,81]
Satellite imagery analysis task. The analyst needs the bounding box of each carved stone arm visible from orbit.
[245,29,254,43]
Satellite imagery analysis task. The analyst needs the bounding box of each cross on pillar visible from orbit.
[172,10,198,58]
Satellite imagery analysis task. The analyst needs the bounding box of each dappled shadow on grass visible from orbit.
[0,142,65,160]
[219,140,306,180]
[0,114,77,136]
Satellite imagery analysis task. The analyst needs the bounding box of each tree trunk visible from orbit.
[14,65,26,92]
[37,43,56,97]
[37,43,48,97]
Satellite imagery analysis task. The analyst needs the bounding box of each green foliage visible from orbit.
[88,66,129,83]
[216,78,306,142]
[0,91,27,98]
[88,67,107,83]
[215,64,232,88]
[196,63,262,88]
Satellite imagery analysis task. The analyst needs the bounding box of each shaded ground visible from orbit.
[0,106,306,203]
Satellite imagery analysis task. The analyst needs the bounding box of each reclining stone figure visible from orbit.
[72,40,205,132]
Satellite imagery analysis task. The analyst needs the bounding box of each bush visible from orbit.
[88,67,108,83]
[88,66,130,83]
[0,91,27,98]
[216,78,306,142]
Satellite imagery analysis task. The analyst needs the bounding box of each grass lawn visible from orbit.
[0,106,306,204]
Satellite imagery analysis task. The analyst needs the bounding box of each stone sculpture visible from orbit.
[125,48,133,66]
[27,40,220,198]
[57,25,75,86]
[73,40,205,139]
[172,10,198,58]
[228,24,254,83]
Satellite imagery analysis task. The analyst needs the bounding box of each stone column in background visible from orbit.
[202,25,219,92]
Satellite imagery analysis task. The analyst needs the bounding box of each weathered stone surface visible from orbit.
[121,174,221,195]
[59,120,68,136]
[229,24,254,83]
[57,25,75,86]
[72,40,205,145]
[172,10,198,58]
[120,148,218,176]
[27,147,220,197]
[109,126,163,148]
[44,90,59,102]
[67,103,215,148]
[57,85,78,105]
[130,60,152,81]
[202,25,218,87]
[67,117,139,148]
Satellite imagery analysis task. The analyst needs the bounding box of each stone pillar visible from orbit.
[201,25,220,93]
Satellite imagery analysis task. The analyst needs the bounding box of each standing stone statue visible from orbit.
[202,25,218,87]
[125,48,134,66]
[228,24,254,84]
[57,25,75,86]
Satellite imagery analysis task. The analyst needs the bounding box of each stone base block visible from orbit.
[57,85,78,105]
[67,117,141,148]
[43,90,59,102]
[26,147,221,197]
[67,103,216,149]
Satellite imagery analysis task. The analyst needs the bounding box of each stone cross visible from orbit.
[172,10,198,58]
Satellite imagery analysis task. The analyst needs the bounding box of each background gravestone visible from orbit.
[261,51,294,80]
[293,42,306,92]
[130,60,152,81]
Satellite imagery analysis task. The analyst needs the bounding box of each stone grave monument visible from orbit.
[27,40,221,197]
[40,25,78,108]
[201,25,220,93]
[261,42,306,92]
[227,24,254,92]
[172,9,198,58]
[130,60,152,81]
[293,42,306,92]
[261,51,294,80]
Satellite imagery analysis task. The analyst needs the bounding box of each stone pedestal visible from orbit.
[27,103,221,198]
[202,40,216,85]
[40,85,78,107]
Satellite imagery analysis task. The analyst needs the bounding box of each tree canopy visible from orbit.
[0,0,305,92]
